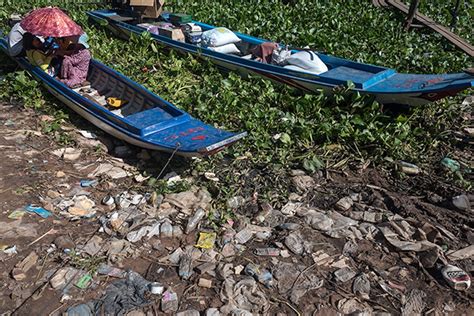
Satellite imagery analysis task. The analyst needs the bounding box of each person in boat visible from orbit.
[23,32,58,75]
[5,22,26,57]
[54,34,91,88]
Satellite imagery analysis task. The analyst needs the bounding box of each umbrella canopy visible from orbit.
[20,7,83,38]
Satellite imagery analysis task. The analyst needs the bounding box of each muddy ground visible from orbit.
[0,101,473,315]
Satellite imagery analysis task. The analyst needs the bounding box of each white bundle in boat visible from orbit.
[207,43,240,54]
[202,27,241,47]
[284,51,328,74]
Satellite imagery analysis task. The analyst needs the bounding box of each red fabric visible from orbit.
[20,7,83,38]
[251,42,278,64]
[60,49,91,88]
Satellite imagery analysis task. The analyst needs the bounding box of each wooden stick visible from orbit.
[404,0,421,30]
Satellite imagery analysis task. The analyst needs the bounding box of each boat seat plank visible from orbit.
[318,66,394,89]
[125,107,181,135]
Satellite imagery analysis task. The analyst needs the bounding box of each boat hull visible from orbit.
[0,39,246,157]
[87,10,473,106]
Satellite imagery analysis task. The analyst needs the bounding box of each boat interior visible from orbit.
[73,62,183,128]
[95,10,397,89]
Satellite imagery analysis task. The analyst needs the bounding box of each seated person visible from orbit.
[55,34,91,88]
[23,33,55,75]
[6,22,26,57]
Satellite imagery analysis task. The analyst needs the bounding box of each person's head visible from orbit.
[57,35,80,50]
[23,32,44,50]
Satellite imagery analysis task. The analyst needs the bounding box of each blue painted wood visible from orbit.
[0,37,246,156]
[87,9,474,105]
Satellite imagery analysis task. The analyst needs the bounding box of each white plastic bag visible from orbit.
[207,43,241,54]
[286,51,328,74]
[271,46,292,65]
[201,27,241,47]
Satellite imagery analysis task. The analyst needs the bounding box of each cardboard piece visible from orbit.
[158,26,185,42]
[130,0,164,19]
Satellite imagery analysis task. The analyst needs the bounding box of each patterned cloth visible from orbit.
[60,49,91,88]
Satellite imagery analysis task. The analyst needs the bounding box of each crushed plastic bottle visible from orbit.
[186,208,206,234]
[244,263,273,288]
[178,252,193,280]
[441,158,461,173]
[254,248,280,256]
[160,219,173,237]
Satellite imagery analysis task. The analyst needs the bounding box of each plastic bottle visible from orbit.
[160,219,173,237]
[244,263,273,288]
[186,208,206,234]
[178,252,193,280]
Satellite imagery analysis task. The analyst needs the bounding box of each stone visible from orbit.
[54,235,75,250]
[198,278,212,288]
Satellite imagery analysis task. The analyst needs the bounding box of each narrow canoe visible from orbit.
[0,37,246,157]
[87,9,473,106]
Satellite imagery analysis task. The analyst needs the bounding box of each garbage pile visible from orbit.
[3,157,473,314]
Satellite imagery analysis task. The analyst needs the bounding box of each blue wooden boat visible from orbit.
[87,9,473,106]
[0,37,246,157]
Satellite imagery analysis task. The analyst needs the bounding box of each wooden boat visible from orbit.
[0,37,246,157]
[87,9,474,106]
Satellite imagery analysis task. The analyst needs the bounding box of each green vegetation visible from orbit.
[0,0,472,177]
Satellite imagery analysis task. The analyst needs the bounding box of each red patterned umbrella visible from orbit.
[20,7,83,38]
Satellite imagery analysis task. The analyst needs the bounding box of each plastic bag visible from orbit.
[207,43,240,54]
[286,51,328,74]
[272,46,292,65]
[202,27,240,47]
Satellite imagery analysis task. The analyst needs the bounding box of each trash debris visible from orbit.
[82,235,103,256]
[447,245,474,261]
[11,251,38,281]
[186,208,206,234]
[195,232,217,249]
[52,147,82,161]
[220,278,269,315]
[3,244,18,255]
[89,163,128,179]
[352,273,371,299]
[244,263,273,288]
[254,248,280,256]
[441,265,471,291]
[334,267,357,283]
[148,282,165,295]
[335,196,353,211]
[198,278,213,288]
[50,267,82,290]
[161,289,179,313]
[24,204,52,218]
[98,264,126,278]
[78,130,97,139]
[397,161,421,175]
[204,172,219,182]
[441,157,461,173]
[75,273,93,289]
[196,262,216,275]
[67,271,151,315]
[179,250,194,280]
[234,228,254,244]
[281,201,302,216]
[177,310,200,316]
[80,179,98,187]
[401,289,426,315]
[284,231,304,255]
[452,195,470,212]
[8,209,26,219]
